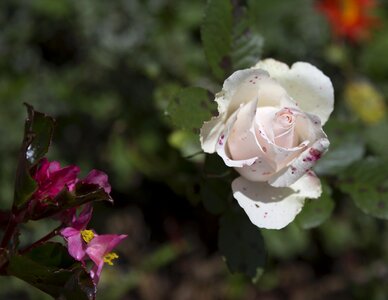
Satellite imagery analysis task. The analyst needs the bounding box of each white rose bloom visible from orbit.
[200,58,334,229]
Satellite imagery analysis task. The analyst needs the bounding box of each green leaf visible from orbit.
[13,104,55,209]
[200,178,229,215]
[364,120,388,159]
[296,183,335,229]
[24,104,55,166]
[166,87,216,131]
[7,243,96,300]
[201,0,233,79]
[231,8,263,70]
[218,209,266,282]
[315,120,365,175]
[339,158,388,219]
[261,223,309,259]
[203,154,231,177]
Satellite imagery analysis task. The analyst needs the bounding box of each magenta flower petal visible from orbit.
[83,170,111,194]
[71,204,93,230]
[60,227,80,238]
[85,234,127,265]
[85,234,127,283]
[66,233,87,261]
[33,159,80,200]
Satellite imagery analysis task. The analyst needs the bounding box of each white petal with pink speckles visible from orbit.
[200,69,269,154]
[232,173,322,229]
[255,59,334,125]
[268,137,330,187]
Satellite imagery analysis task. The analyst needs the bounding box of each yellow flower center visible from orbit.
[342,0,359,25]
[81,230,95,243]
[103,252,119,266]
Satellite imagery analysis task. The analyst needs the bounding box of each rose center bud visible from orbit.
[272,109,297,148]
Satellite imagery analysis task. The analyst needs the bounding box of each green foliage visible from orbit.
[201,0,233,79]
[7,243,95,300]
[364,120,388,159]
[315,120,365,175]
[261,223,309,260]
[247,0,328,61]
[231,8,264,70]
[339,159,388,219]
[218,209,266,282]
[13,105,55,209]
[200,178,229,215]
[296,183,335,229]
[167,87,216,131]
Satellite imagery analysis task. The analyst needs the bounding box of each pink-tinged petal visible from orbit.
[255,59,334,125]
[85,234,127,266]
[216,103,258,168]
[33,158,51,182]
[200,69,268,154]
[47,161,61,173]
[60,228,87,262]
[232,176,315,229]
[71,204,93,230]
[227,99,261,161]
[253,108,308,171]
[60,227,80,238]
[33,160,80,200]
[66,234,87,261]
[90,262,104,284]
[83,170,111,194]
[224,100,277,181]
[268,137,330,188]
[47,165,80,195]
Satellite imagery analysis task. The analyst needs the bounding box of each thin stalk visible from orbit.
[19,225,63,254]
[0,215,18,249]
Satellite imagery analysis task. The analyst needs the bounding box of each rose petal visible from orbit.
[223,69,269,117]
[254,108,309,171]
[225,100,277,181]
[255,59,334,125]
[232,178,300,229]
[200,69,269,154]
[200,114,225,154]
[291,170,322,199]
[216,102,258,168]
[268,137,330,187]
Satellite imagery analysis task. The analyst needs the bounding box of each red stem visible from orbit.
[0,215,18,249]
[19,225,63,255]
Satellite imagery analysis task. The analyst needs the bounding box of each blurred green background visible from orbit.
[1,0,388,299]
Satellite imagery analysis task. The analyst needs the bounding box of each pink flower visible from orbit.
[60,205,93,261]
[33,158,80,201]
[60,205,127,284]
[82,170,111,194]
[86,234,127,284]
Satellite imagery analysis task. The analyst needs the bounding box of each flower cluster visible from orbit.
[201,59,334,229]
[31,158,127,284]
[60,205,127,284]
